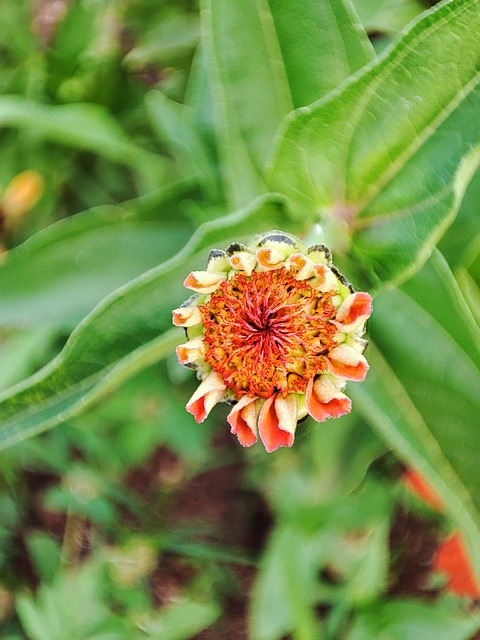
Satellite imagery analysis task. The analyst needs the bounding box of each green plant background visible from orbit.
[0,0,479,638]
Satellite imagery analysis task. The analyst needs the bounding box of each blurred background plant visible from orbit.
[0,0,479,638]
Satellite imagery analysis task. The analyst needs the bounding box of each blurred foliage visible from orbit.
[0,0,479,639]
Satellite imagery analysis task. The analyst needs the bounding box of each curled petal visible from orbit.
[184,271,226,293]
[227,395,259,447]
[327,344,369,381]
[172,306,202,327]
[256,247,285,269]
[311,264,339,292]
[258,394,298,453]
[229,251,257,276]
[334,292,372,330]
[186,372,227,423]
[176,337,205,365]
[286,253,315,280]
[306,375,351,423]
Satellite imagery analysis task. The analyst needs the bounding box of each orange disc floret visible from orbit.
[200,268,337,399]
[173,230,373,452]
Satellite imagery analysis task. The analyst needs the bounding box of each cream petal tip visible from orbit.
[184,271,226,293]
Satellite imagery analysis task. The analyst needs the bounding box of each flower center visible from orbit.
[200,269,338,399]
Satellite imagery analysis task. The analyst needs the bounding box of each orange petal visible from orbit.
[402,469,444,512]
[434,534,480,598]
[184,271,226,293]
[227,395,259,447]
[258,394,297,453]
[334,292,372,330]
[172,306,202,327]
[185,372,226,423]
[306,376,351,423]
[327,345,369,381]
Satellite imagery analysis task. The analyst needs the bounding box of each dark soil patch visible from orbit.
[388,507,440,598]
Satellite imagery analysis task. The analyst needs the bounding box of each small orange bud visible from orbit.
[2,171,44,224]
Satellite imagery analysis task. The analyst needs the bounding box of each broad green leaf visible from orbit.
[269,0,480,285]
[0,96,164,174]
[124,11,200,68]
[201,0,293,208]
[184,45,219,159]
[456,268,480,329]
[0,186,195,329]
[400,251,480,367]
[0,196,291,450]
[269,0,375,107]
[139,599,220,640]
[254,413,385,519]
[341,521,390,605]
[0,0,35,64]
[145,90,220,200]
[439,168,480,269]
[16,559,128,640]
[25,533,61,584]
[350,255,480,573]
[348,599,480,640]
[352,0,425,34]
[0,329,55,392]
[249,525,325,640]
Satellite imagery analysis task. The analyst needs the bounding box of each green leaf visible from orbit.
[258,413,385,521]
[0,186,194,329]
[0,96,164,173]
[249,525,325,640]
[439,168,480,269]
[341,521,390,605]
[25,533,61,584]
[16,559,128,640]
[269,0,375,107]
[350,254,480,574]
[456,267,480,329]
[400,251,480,367]
[201,0,293,208]
[124,11,200,68]
[0,196,291,450]
[269,0,480,285]
[145,90,220,199]
[352,0,425,34]
[139,599,220,640]
[348,599,480,640]
[0,329,55,392]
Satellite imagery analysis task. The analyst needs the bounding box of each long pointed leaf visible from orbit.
[351,254,480,574]
[269,0,375,107]
[0,196,291,450]
[269,0,480,285]
[201,0,293,208]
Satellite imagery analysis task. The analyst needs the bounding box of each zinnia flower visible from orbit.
[172,231,372,452]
